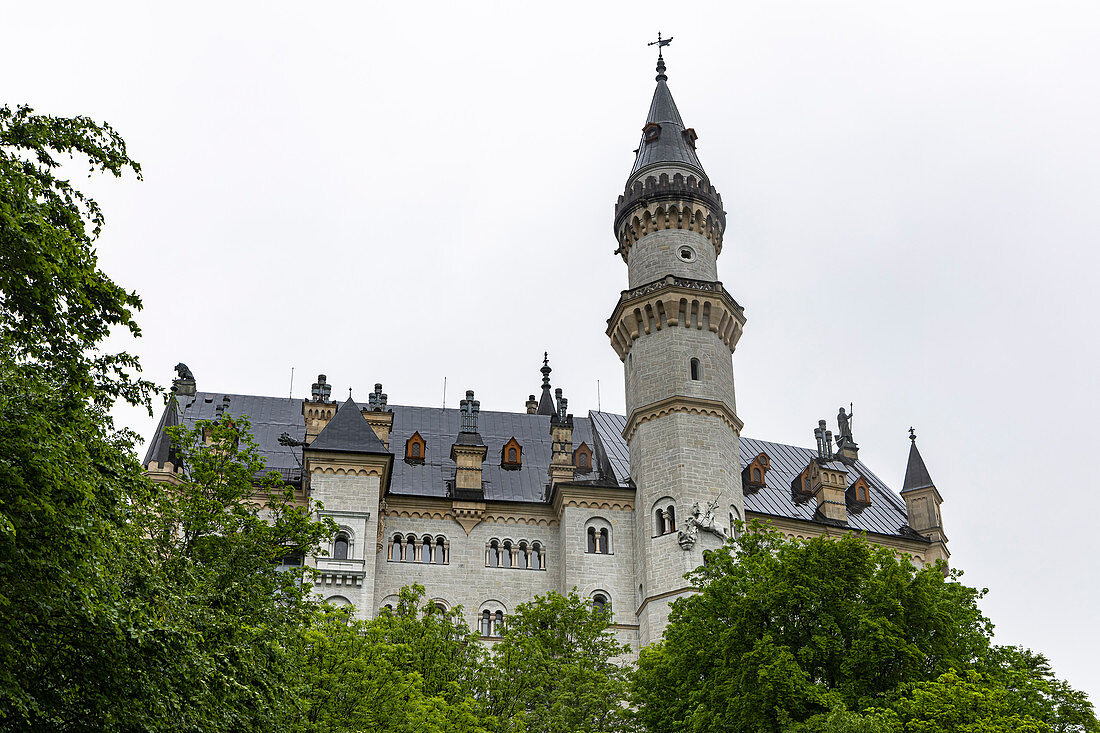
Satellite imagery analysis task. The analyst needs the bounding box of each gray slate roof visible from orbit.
[629,72,705,181]
[902,440,936,491]
[311,397,388,454]
[145,394,914,538]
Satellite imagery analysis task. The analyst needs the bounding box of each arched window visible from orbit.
[508,447,517,462]
[592,593,610,614]
[599,528,610,554]
[410,441,421,457]
[667,506,676,533]
[488,540,500,567]
[494,611,505,636]
[656,504,677,535]
[502,540,513,568]
[690,358,701,381]
[587,527,597,553]
[382,603,394,614]
[481,610,492,636]
[532,543,543,570]
[421,535,433,564]
[752,467,762,482]
[518,541,529,568]
[333,533,349,560]
[434,536,447,564]
[405,534,417,562]
[388,533,402,560]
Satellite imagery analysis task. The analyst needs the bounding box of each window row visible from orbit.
[486,539,545,569]
[387,533,450,564]
[403,431,593,473]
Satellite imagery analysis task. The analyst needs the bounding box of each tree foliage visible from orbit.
[631,522,1097,733]
[482,589,635,733]
[283,586,489,733]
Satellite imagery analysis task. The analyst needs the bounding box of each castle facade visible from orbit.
[144,53,947,653]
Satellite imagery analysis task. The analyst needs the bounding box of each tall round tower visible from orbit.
[608,51,747,646]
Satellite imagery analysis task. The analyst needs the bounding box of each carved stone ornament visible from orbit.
[677,498,725,550]
[376,498,387,553]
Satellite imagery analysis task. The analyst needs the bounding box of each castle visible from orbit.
[143,50,948,652]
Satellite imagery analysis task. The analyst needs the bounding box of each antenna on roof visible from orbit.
[442,376,447,410]
[289,367,294,398]
[597,379,601,412]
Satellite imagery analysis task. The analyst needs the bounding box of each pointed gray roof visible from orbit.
[309,397,389,454]
[629,59,705,181]
[143,394,182,468]
[902,439,936,492]
[536,354,556,416]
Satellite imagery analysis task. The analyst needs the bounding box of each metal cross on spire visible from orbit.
[649,32,673,81]
[648,31,673,57]
[909,426,917,442]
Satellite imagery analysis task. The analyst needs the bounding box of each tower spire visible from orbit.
[629,34,704,183]
[536,352,556,416]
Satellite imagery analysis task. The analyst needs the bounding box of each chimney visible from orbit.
[548,387,575,489]
[303,373,337,442]
[526,394,538,414]
[809,460,848,524]
[361,382,394,449]
[450,390,487,501]
[809,420,846,523]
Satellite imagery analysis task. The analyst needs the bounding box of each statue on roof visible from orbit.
[837,406,855,447]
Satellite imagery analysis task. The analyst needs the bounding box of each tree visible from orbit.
[632,522,994,733]
[0,105,157,730]
[482,589,635,733]
[283,586,490,733]
[134,414,338,730]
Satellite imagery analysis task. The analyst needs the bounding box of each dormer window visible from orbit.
[792,464,813,499]
[643,122,661,143]
[742,452,770,493]
[682,127,698,149]
[847,475,873,507]
[574,442,593,473]
[501,437,522,469]
[405,431,426,463]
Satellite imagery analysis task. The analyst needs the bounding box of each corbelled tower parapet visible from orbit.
[613,172,726,262]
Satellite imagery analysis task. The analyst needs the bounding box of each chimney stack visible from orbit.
[361,382,394,449]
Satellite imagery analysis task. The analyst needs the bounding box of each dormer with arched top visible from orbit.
[405,431,426,463]
[847,475,872,508]
[741,451,770,493]
[501,437,522,469]
[573,441,593,473]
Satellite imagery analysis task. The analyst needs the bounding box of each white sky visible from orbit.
[8,0,1100,702]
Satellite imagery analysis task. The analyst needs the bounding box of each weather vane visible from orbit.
[648,31,673,58]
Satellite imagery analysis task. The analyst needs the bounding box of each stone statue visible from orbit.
[837,406,855,446]
[678,498,725,550]
[172,362,196,396]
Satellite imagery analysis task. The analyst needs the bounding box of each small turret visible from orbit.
[900,428,949,565]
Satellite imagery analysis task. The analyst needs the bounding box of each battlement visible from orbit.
[613,173,727,261]
[614,173,725,234]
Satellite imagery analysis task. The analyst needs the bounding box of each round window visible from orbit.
[678,246,696,262]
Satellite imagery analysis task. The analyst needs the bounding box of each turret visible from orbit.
[900,429,949,565]
[611,44,746,645]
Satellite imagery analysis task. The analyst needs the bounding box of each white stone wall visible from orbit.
[558,505,637,629]
[375,516,558,635]
[624,326,737,414]
[627,229,719,289]
[309,472,381,612]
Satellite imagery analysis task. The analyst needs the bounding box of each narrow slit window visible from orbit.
[690,358,701,381]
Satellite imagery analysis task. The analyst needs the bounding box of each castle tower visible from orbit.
[607,49,747,645]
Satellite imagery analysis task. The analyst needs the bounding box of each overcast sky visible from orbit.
[8,0,1100,701]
